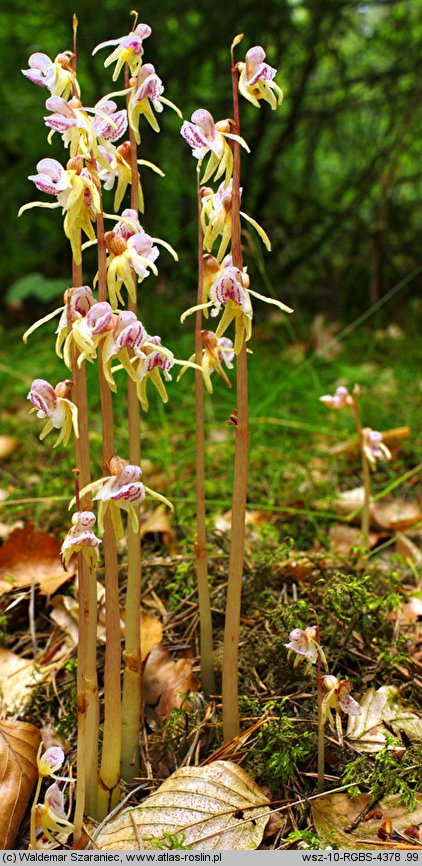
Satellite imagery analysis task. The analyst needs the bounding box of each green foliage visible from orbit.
[341,742,422,811]
[148,830,190,850]
[55,659,78,739]
[320,570,402,642]
[6,273,68,305]
[241,699,314,792]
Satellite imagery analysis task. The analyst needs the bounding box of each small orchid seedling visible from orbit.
[30,747,74,849]
[320,384,392,541]
[285,628,362,792]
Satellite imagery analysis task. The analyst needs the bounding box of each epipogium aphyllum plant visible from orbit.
[284,626,362,792]
[180,38,291,738]
[20,14,182,831]
[320,385,391,543]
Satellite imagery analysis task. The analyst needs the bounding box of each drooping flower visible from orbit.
[22,51,79,100]
[77,456,172,540]
[133,337,175,411]
[56,285,95,360]
[61,511,101,571]
[238,46,283,110]
[101,310,148,390]
[28,379,78,448]
[284,626,327,673]
[104,228,160,309]
[362,428,391,467]
[93,23,152,81]
[181,260,292,354]
[35,783,74,843]
[37,746,65,777]
[181,109,250,185]
[320,386,352,410]
[321,675,361,744]
[92,99,128,144]
[44,96,98,159]
[201,180,271,262]
[21,157,101,264]
[127,63,181,143]
[70,301,114,366]
[178,331,234,395]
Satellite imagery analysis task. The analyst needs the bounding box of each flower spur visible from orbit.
[27,379,78,448]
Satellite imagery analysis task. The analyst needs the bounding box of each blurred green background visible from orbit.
[1,0,422,331]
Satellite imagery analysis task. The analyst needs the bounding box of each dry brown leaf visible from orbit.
[0,523,75,596]
[143,643,199,723]
[372,500,422,531]
[50,594,162,662]
[0,436,19,461]
[328,524,379,554]
[0,649,42,714]
[215,509,269,533]
[324,486,365,517]
[312,792,422,850]
[347,685,422,753]
[140,506,177,552]
[94,761,270,850]
[0,719,41,848]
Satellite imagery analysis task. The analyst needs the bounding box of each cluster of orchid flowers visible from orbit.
[21,21,185,572]
[285,626,362,744]
[178,45,291,371]
[30,746,74,847]
[320,385,391,467]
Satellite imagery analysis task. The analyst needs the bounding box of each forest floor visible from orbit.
[0,302,421,850]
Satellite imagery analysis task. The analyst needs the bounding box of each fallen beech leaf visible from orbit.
[0,719,41,848]
[215,510,269,533]
[94,761,270,850]
[323,486,365,517]
[372,500,422,531]
[0,436,19,461]
[140,506,177,552]
[50,593,162,662]
[328,524,379,554]
[0,524,75,596]
[312,793,422,850]
[0,521,24,542]
[0,649,42,714]
[143,643,199,723]
[347,685,422,752]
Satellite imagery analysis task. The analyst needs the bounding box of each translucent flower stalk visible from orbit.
[320,384,391,542]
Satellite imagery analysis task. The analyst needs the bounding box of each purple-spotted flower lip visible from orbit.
[37,746,65,777]
[86,302,114,335]
[92,99,128,142]
[28,158,71,196]
[284,627,318,664]
[209,266,253,319]
[181,109,223,156]
[61,511,101,570]
[36,782,75,837]
[27,378,78,448]
[113,312,148,350]
[113,208,143,239]
[133,62,164,103]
